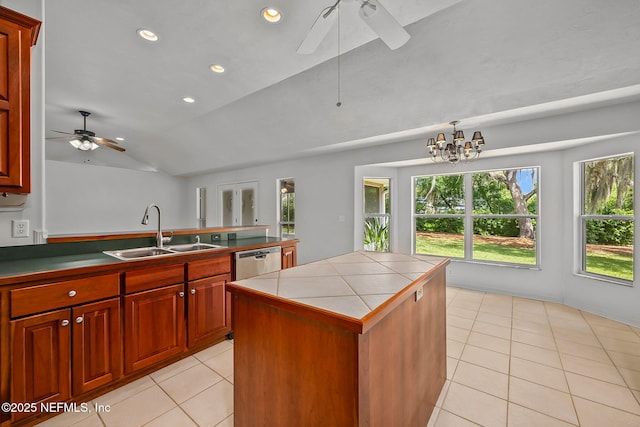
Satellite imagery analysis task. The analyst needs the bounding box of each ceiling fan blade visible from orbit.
[297,5,339,54]
[51,130,76,136]
[46,136,74,140]
[93,136,126,152]
[358,0,410,50]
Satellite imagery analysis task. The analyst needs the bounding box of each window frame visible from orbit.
[413,167,541,268]
[363,177,391,252]
[578,153,634,285]
[277,178,295,238]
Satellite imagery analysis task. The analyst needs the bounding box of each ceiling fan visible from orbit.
[297,0,410,54]
[47,110,125,152]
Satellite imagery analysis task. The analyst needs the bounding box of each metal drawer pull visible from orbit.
[68,290,77,297]
[61,319,70,327]
[76,316,84,324]
[191,289,196,295]
[178,291,185,298]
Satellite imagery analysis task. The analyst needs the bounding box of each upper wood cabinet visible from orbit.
[0,6,40,194]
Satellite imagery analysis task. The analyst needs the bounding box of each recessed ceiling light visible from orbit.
[183,97,195,103]
[115,137,125,141]
[261,7,282,23]
[210,64,225,73]
[137,28,158,41]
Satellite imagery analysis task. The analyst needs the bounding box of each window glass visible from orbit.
[279,179,295,238]
[363,178,390,252]
[581,155,634,282]
[414,168,539,266]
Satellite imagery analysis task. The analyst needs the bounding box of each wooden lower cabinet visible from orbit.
[72,298,121,395]
[124,283,186,374]
[281,243,297,269]
[187,274,230,347]
[11,309,70,422]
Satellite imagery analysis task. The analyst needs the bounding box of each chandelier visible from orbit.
[426,121,485,165]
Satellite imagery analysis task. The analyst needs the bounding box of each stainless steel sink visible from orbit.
[165,243,226,252]
[104,243,226,260]
[104,247,175,260]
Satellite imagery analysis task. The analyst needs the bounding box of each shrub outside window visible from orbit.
[364,178,390,252]
[580,154,634,283]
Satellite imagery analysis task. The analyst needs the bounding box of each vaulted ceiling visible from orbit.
[43,0,640,176]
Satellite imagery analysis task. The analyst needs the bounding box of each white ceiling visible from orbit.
[43,0,640,176]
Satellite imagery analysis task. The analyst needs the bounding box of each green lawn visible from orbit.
[585,250,634,281]
[416,234,633,280]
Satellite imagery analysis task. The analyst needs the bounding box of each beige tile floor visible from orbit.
[37,286,640,427]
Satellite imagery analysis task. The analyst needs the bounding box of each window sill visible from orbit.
[445,257,541,271]
[574,272,634,288]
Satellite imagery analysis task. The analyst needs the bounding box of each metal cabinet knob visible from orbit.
[76,316,84,324]
[178,291,185,298]
[68,290,77,297]
[190,289,196,295]
[61,319,70,327]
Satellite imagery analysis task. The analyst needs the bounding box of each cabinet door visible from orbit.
[281,244,297,269]
[11,309,70,421]
[124,284,185,374]
[0,9,40,193]
[72,298,121,395]
[188,275,228,347]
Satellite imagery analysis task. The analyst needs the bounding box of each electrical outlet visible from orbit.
[12,219,29,238]
[211,233,221,242]
[415,286,424,302]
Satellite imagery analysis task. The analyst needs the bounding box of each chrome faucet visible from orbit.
[141,203,165,248]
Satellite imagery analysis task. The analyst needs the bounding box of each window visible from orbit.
[414,174,465,257]
[580,154,634,283]
[363,178,390,252]
[414,167,539,266]
[279,178,295,238]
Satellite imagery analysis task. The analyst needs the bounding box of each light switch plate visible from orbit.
[12,219,29,238]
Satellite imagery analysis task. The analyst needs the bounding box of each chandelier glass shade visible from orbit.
[427,121,485,165]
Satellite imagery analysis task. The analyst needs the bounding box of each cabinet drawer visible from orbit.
[188,256,231,281]
[11,273,120,318]
[125,263,184,294]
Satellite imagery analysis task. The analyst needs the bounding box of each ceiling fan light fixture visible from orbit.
[261,7,282,23]
[136,28,158,42]
[69,137,99,151]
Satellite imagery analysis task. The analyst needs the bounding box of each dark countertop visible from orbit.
[0,236,295,285]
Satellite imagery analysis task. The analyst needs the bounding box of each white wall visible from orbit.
[0,0,44,246]
[46,161,192,235]
[186,101,640,327]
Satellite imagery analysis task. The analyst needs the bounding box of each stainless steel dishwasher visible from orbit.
[235,246,282,280]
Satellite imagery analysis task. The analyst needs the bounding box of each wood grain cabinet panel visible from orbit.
[124,284,186,374]
[10,309,70,422]
[187,274,230,347]
[281,243,297,269]
[0,7,40,193]
[72,298,121,395]
[187,256,231,281]
[11,273,120,318]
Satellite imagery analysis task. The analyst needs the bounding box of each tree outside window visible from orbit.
[414,168,539,266]
[581,155,634,282]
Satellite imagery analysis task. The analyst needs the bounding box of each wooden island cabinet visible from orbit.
[228,251,448,427]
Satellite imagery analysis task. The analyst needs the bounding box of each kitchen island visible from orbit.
[227,251,449,427]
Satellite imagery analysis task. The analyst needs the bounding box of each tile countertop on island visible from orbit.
[229,250,447,322]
